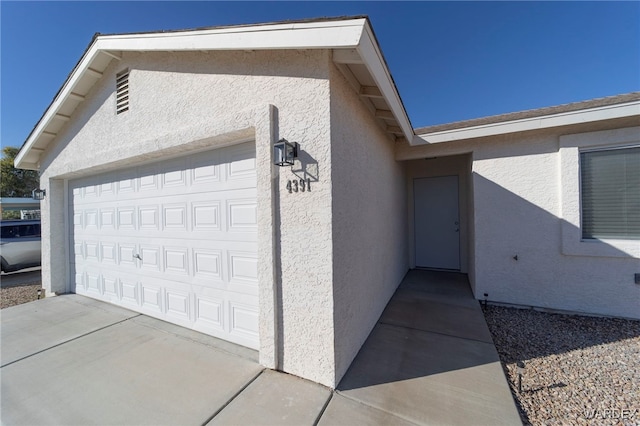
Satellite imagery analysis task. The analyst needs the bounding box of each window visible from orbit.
[0,223,41,238]
[580,146,640,240]
[116,69,129,114]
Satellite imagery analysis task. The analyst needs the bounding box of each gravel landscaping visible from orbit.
[1,282,44,309]
[483,305,640,426]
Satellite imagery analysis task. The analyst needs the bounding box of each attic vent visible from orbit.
[116,69,129,114]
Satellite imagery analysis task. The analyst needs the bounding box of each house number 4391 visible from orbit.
[286,179,311,193]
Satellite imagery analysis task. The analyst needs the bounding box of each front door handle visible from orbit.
[133,253,142,260]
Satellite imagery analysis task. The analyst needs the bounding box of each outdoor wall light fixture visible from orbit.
[273,138,299,167]
[32,189,46,200]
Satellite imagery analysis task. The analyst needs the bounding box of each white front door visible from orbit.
[414,175,460,270]
[69,142,259,349]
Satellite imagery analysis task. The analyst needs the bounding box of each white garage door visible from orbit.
[69,142,259,349]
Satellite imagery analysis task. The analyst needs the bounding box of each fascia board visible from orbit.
[15,42,103,169]
[15,19,367,170]
[98,20,366,51]
[413,101,640,145]
[356,25,413,141]
[15,161,39,171]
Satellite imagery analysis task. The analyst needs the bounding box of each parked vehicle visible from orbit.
[0,220,41,272]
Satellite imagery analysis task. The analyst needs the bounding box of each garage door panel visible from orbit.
[228,251,258,283]
[140,282,164,314]
[163,247,190,275]
[228,300,259,346]
[100,240,116,259]
[120,280,140,307]
[74,272,85,292]
[191,163,220,184]
[192,201,222,231]
[100,181,116,197]
[72,210,83,229]
[162,203,188,230]
[193,288,258,348]
[117,207,137,230]
[194,295,225,333]
[227,199,258,232]
[71,240,257,284]
[193,249,223,279]
[117,171,137,195]
[86,272,103,295]
[226,145,257,178]
[103,276,119,299]
[69,142,259,349]
[71,190,257,232]
[138,205,160,230]
[84,241,101,263]
[118,244,138,268]
[100,208,117,230]
[71,242,84,263]
[139,245,162,271]
[165,288,191,322]
[84,209,99,230]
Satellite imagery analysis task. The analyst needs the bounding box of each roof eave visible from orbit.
[355,21,413,142]
[413,100,640,145]
[18,17,406,170]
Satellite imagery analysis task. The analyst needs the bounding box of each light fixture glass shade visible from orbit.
[32,189,46,200]
[273,139,298,166]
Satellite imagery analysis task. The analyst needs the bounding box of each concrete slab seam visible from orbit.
[332,390,422,426]
[312,390,333,426]
[0,314,141,368]
[392,294,480,310]
[377,320,497,346]
[199,368,265,426]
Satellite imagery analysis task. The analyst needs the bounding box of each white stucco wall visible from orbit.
[37,49,340,386]
[329,64,408,384]
[397,124,640,319]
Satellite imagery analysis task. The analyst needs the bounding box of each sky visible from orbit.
[1,1,639,150]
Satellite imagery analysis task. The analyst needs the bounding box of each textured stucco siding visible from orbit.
[38,49,338,386]
[397,126,640,319]
[329,64,408,384]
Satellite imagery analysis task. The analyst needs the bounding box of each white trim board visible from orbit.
[414,101,640,145]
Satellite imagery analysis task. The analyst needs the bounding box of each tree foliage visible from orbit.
[1,146,40,198]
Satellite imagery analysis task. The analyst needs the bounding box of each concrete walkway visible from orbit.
[1,270,521,425]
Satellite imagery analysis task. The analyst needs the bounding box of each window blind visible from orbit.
[580,146,640,240]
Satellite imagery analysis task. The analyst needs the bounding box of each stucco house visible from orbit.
[15,16,640,388]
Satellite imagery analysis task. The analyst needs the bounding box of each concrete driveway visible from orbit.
[1,271,521,425]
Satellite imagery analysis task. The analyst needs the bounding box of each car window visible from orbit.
[1,226,17,238]
[0,223,41,238]
[19,225,37,237]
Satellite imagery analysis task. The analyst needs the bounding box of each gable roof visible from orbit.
[16,16,414,170]
[414,92,640,144]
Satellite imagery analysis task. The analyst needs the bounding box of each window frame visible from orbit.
[578,144,639,242]
[560,127,640,258]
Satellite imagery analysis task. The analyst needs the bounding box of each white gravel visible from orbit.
[483,305,640,426]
